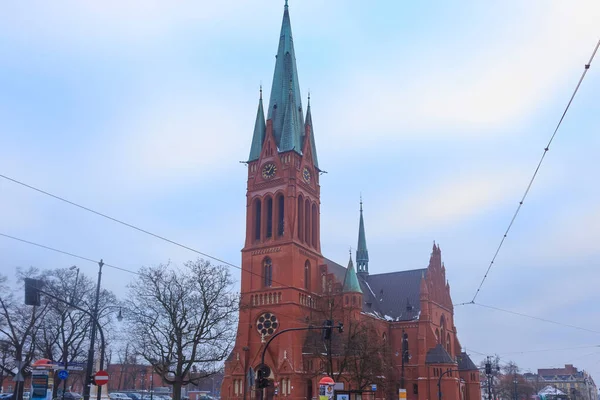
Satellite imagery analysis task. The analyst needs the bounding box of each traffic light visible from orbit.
[88,375,97,386]
[322,320,333,341]
[337,322,344,333]
[256,364,271,389]
[24,278,42,306]
[485,362,492,375]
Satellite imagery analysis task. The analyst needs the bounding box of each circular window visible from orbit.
[256,312,279,337]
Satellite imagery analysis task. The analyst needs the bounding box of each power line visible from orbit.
[474,302,600,335]
[0,230,293,296]
[500,344,600,356]
[471,38,600,303]
[0,232,142,276]
[0,173,306,290]
[0,231,319,329]
[0,173,241,270]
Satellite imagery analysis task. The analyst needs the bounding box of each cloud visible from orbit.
[370,168,527,237]
[320,1,600,146]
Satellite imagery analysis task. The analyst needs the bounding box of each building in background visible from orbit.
[537,365,597,400]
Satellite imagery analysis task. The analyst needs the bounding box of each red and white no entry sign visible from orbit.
[94,370,109,386]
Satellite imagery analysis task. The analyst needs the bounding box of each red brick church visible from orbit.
[222,3,480,400]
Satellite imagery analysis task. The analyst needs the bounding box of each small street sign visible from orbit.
[13,361,25,382]
[57,370,69,380]
[371,384,377,391]
[247,367,255,387]
[94,370,109,386]
[398,389,407,400]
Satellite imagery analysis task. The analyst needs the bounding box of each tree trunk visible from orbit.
[172,381,182,400]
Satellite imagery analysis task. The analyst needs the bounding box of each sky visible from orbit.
[1,0,600,384]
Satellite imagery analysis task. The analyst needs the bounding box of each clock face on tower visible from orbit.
[302,167,311,183]
[256,312,279,337]
[262,163,277,179]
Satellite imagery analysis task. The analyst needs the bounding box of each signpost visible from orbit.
[94,370,109,386]
[398,388,407,400]
[57,370,69,381]
[247,367,255,387]
[371,384,377,392]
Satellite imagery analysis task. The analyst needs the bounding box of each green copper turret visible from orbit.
[343,253,363,294]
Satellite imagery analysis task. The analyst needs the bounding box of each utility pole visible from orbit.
[84,260,104,400]
[486,357,493,400]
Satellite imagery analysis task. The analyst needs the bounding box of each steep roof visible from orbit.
[324,257,425,322]
[457,352,478,371]
[426,344,455,364]
[361,269,426,321]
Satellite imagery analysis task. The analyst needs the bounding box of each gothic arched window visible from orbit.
[277,193,285,237]
[297,195,304,241]
[254,198,262,241]
[265,197,273,239]
[311,203,318,247]
[304,260,311,291]
[263,257,272,287]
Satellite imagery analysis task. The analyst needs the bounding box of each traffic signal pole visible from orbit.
[257,321,343,399]
[24,262,106,400]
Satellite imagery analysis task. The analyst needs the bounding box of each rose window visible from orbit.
[256,312,279,337]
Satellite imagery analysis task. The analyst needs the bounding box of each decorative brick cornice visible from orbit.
[250,247,282,256]
[299,247,320,258]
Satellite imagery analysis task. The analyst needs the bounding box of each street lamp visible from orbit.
[62,266,81,400]
[400,330,410,390]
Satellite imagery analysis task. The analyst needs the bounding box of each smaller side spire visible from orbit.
[356,197,369,276]
[304,93,319,168]
[343,251,362,294]
[248,86,266,161]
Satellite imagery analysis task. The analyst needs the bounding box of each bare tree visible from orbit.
[0,272,49,400]
[125,259,238,400]
[305,291,392,391]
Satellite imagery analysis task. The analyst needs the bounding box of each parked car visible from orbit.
[54,391,82,400]
[109,394,130,400]
[0,393,13,400]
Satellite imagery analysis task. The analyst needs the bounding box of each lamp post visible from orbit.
[62,266,80,400]
[400,330,409,390]
[437,369,461,400]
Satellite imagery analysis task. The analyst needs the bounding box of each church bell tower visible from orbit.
[223,2,323,399]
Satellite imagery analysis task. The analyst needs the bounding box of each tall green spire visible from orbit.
[304,94,319,168]
[356,198,369,275]
[267,1,304,154]
[248,87,266,161]
[280,80,303,152]
[343,251,363,294]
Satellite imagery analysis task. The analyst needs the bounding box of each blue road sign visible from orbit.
[57,370,69,380]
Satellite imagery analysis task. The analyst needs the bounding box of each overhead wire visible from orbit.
[473,302,600,335]
[0,230,296,291]
[0,232,142,276]
[0,173,301,289]
[471,39,600,303]
[0,231,323,329]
